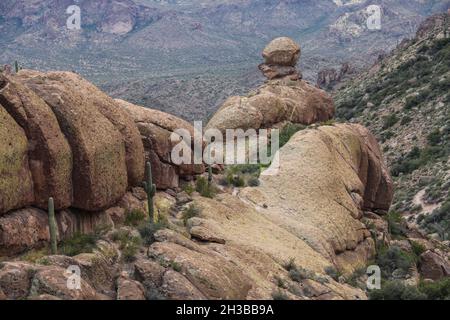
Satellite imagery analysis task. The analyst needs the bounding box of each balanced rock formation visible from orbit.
[116,99,204,190]
[207,37,334,133]
[259,37,301,80]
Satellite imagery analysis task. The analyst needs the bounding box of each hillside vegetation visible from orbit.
[334,13,450,240]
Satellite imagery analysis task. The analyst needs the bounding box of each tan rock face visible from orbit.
[0,105,34,214]
[206,78,334,133]
[0,75,73,210]
[262,37,301,66]
[116,99,205,189]
[142,124,391,300]
[17,70,129,211]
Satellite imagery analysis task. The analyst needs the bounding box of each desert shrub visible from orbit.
[386,211,407,239]
[111,229,142,262]
[410,241,426,257]
[369,280,427,300]
[382,114,399,129]
[60,232,98,256]
[289,267,313,282]
[418,278,450,300]
[324,266,341,281]
[125,209,147,227]
[427,129,442,146]
[279,123,306,148]
[376,246,416,278]
[272,290,289,300]
[182,204,201,225]
[195,176,217,198]
[400,115,412,125]
[138,221,168,246]
[182,183,195,196]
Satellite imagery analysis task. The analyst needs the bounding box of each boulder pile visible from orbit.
[207,37,334,133]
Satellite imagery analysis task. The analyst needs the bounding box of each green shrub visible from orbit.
[427,129,441,146]
[111,229,142,262]
[382,114,399,129]
[386,211,407,239]
[324,266,341,281]
[60,232,98,256]
[369,281,427,300]
[279,123,306,148]
[195,176,217,198]
[410,241,426,257]
[272,290,289,300]
[418,278,450,300]
[138,221,168,246]
[125,209,147,227]
[376,246,416,278]
[182,204,201,225]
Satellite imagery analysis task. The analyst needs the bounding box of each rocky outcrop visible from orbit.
[116,99,205,189]
[419,250,450,281]
[0,189,147,256]
[259,37,301,80]
[0,75,73,210]
[130,123,392,300]
[0,105,34,214]
[207,38,334,133]
[16,71,129,211]
[316,63,354,91]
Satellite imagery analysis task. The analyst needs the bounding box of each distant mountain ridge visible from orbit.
[1,0,449,121]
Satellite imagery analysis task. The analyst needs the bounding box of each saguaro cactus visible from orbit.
[14,61,19,73]
[143,161,156,224]
[48,197,58,254]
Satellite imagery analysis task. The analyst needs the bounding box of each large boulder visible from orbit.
[116,99,205,189]
[17,70,128,211]
[0,75,73,210]
[419,250,450,281]
[262,37,301,67]
[206,78,334,133]
[0,105,34,214]
[38,72,145,187]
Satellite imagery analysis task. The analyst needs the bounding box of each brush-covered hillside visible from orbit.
[334,13,450,240]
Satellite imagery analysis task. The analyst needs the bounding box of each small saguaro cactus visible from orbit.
[143,161,156,224]
[14,61,20,73]
[48,197,58,254]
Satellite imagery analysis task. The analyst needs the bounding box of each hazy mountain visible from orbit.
[1,0,449,120]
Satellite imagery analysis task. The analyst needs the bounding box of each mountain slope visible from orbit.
[1,0,449,121]
[334,13,450,240]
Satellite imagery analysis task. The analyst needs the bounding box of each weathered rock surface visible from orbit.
[207,78,334,133]
[419,250,450,281]
[116,99,205,189]
[262,37,301,67]
[0,105,34,214]
[0,75,72,210]
[116,275,146,300]
[0,190,146,256]
[17,70,128,211]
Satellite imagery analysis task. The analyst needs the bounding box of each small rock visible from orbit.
[116,276,146,300]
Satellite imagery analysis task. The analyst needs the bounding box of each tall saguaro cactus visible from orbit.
[143,161,156,224]
[14,61,19,73]
[48,197,58,254]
